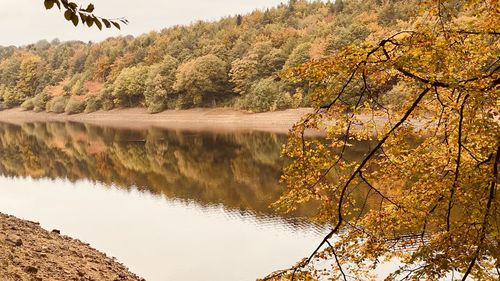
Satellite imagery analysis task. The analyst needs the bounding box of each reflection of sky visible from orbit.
[0,176,327,281]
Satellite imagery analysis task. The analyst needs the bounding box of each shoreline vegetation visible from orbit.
[0,212,144,281]
[0,0,416,116]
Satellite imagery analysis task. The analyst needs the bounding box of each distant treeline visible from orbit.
[0,0,416,114]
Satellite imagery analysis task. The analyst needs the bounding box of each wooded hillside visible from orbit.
[0,0,416,114]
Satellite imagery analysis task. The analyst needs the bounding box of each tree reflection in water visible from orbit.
[0,121,383,226]
[0,122,311,217]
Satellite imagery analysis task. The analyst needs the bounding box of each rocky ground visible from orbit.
[0,213,144,281]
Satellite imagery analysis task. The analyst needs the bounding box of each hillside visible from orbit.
[0,0,417,114]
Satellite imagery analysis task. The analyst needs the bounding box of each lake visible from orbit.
[0,122,329,281]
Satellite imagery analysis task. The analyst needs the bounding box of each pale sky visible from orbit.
[0,0,285,47]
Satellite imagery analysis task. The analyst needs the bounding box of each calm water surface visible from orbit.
[0,122,328,281]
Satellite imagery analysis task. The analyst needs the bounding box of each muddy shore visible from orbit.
[0,107,314,134]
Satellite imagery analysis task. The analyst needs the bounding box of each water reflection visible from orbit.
[0,122,307,217]
[0,121,332,281]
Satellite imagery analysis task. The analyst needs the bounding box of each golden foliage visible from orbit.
[267,0,500,280]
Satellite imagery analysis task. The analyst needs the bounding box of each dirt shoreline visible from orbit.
[0,107,314,133]
[0,213,143,281]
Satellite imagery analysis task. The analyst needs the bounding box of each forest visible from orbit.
[0,0,416,114]
[1,0,498,279]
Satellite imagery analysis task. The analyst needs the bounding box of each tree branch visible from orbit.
[462,145,499,280]
[447,94,469,231]
[325,240,348,281]
[271,87,431,281]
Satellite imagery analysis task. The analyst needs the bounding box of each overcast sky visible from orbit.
[0,0,285,47]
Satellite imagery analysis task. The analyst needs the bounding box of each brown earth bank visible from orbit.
[0,213,144,281]
[0,107,315,134]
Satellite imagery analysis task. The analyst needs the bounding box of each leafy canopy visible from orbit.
[265,0,499,280]
[43,0,127,30]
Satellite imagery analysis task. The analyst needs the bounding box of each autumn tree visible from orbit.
[283,43,311,69]
[230,57,259,96]
[237,77,291,112]
[92,56,112,81]
[112,65,149,107]
[15,55,45,102]
[173,54,230,106]
[0,86,18,108]
[264,0,499,280]
[2,0,446,113]
[144,55,179,113]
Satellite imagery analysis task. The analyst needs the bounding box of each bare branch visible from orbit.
[325,240,348,281]
[447,94,469,231]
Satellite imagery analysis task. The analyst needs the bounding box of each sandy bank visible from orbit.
[0,107,314,133]
[0,213,143,281]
